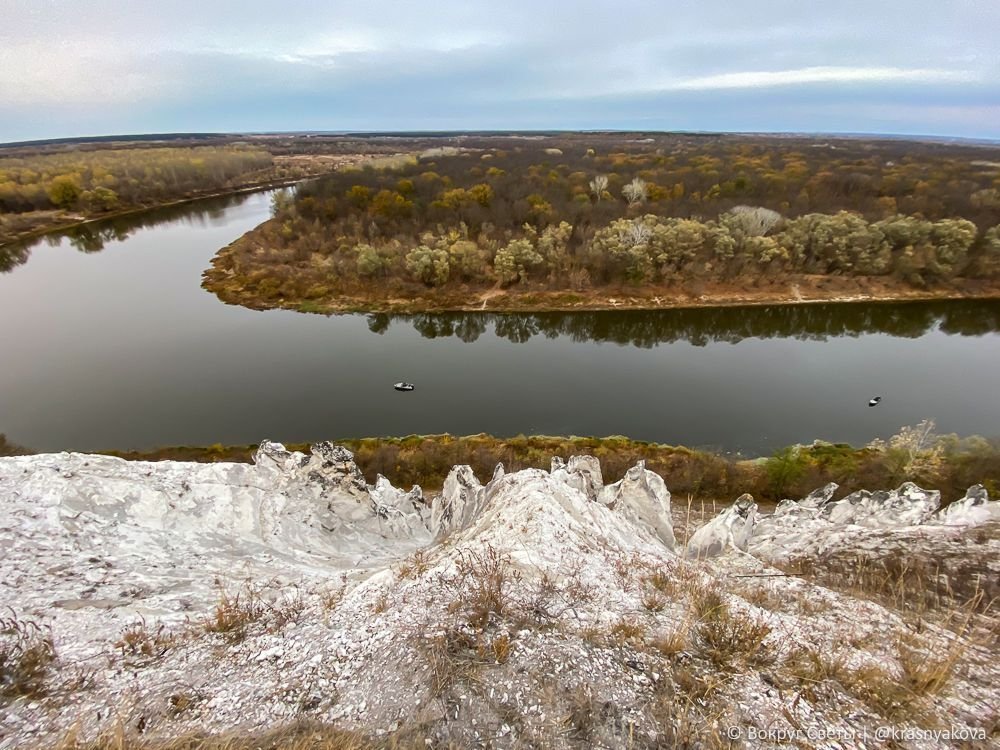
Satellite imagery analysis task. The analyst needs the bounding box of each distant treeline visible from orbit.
[0,146,274,214]
[216,136,1000,307]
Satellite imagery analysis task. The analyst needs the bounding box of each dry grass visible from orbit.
[396,549,431,580]
[203,584,268,643]
[641,589,667,613]
[453,545,520,629]
[421,626,486,699]
[0,612,55,699]
[783,647,919,720]
[644,567,680,597]
[652,621,691,659]
[49,720,437,750]
[563,684,599,742]
[778,547,997,619]
[490,633,512,664]
[691,594,773,670]
[609,618,646,646]
[115,618,175,663]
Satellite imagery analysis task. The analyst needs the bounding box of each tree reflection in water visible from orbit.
[370,300,1000,348]
[0,192,254,273]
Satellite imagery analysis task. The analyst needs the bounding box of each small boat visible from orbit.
[394,382,415,392]
[868,396,882,407]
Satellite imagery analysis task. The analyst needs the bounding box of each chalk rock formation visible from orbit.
[686,493,757,559]
[597,460,675,550]
[937,484,999,526]
[430,465,486,538]
[821,482,940,527]
[550,455,604,502]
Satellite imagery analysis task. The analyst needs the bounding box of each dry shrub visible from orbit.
[0,612,55,699]
[396,549,431,580]
[454,544,520,629]
[490,633,512,664]
[609,618,646,646]
[115,618,174,663]
[695,601,772,669]
[204,585,268,643]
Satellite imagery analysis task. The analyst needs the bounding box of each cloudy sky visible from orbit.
[1,0,998,143]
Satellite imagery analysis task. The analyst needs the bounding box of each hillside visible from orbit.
[1,442,997,748]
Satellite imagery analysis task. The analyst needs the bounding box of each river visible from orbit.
[2,188,998,455]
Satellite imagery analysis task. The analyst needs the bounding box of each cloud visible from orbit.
[0,0,998,141]
[666,66,979,91]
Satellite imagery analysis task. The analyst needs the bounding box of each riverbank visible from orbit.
[88,430,999,504]
[203,250,1000,313]
[0,176,316,248]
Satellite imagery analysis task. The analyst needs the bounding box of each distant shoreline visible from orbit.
[0,176,316,249]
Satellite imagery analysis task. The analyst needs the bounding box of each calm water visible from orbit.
[2,189,999,456]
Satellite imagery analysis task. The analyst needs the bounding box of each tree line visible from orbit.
[0,145,274,214]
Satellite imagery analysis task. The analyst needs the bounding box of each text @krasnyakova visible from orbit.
[725,725,987,743]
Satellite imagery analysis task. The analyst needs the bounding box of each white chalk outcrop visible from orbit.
[686,493,757,559]
[1,444,997,749]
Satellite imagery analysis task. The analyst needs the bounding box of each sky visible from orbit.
[1,0,999,143]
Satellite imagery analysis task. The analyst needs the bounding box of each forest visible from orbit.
[0,135,383,245]
[204,133,1000,312]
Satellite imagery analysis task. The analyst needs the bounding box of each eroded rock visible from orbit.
[686,493,757,559]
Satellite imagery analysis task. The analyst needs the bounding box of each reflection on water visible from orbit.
[0,191,259,272]
[372,301,1000,347]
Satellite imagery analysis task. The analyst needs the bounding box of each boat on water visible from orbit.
[394,382,415,392]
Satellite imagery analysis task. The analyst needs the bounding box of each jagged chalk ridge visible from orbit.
[748,481,997,562]
[1,445,998,749]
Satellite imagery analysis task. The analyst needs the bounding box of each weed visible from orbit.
[609,618,646,646]
[115,618,174,662]
[0,612,55,699]
[454,545,520,629]
[204,584,267,643]
[396,549,431,580]
[695,601,772,669]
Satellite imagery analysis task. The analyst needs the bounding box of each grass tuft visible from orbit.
[0,612,55,699]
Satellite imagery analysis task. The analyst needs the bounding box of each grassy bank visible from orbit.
[93,427,998,505]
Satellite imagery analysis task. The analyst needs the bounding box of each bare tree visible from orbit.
[726,205,782,236]
[589,175,609,201]
[618,218,652,247]
[622,177,648,206]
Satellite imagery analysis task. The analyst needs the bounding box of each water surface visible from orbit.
[2,190,998,455]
